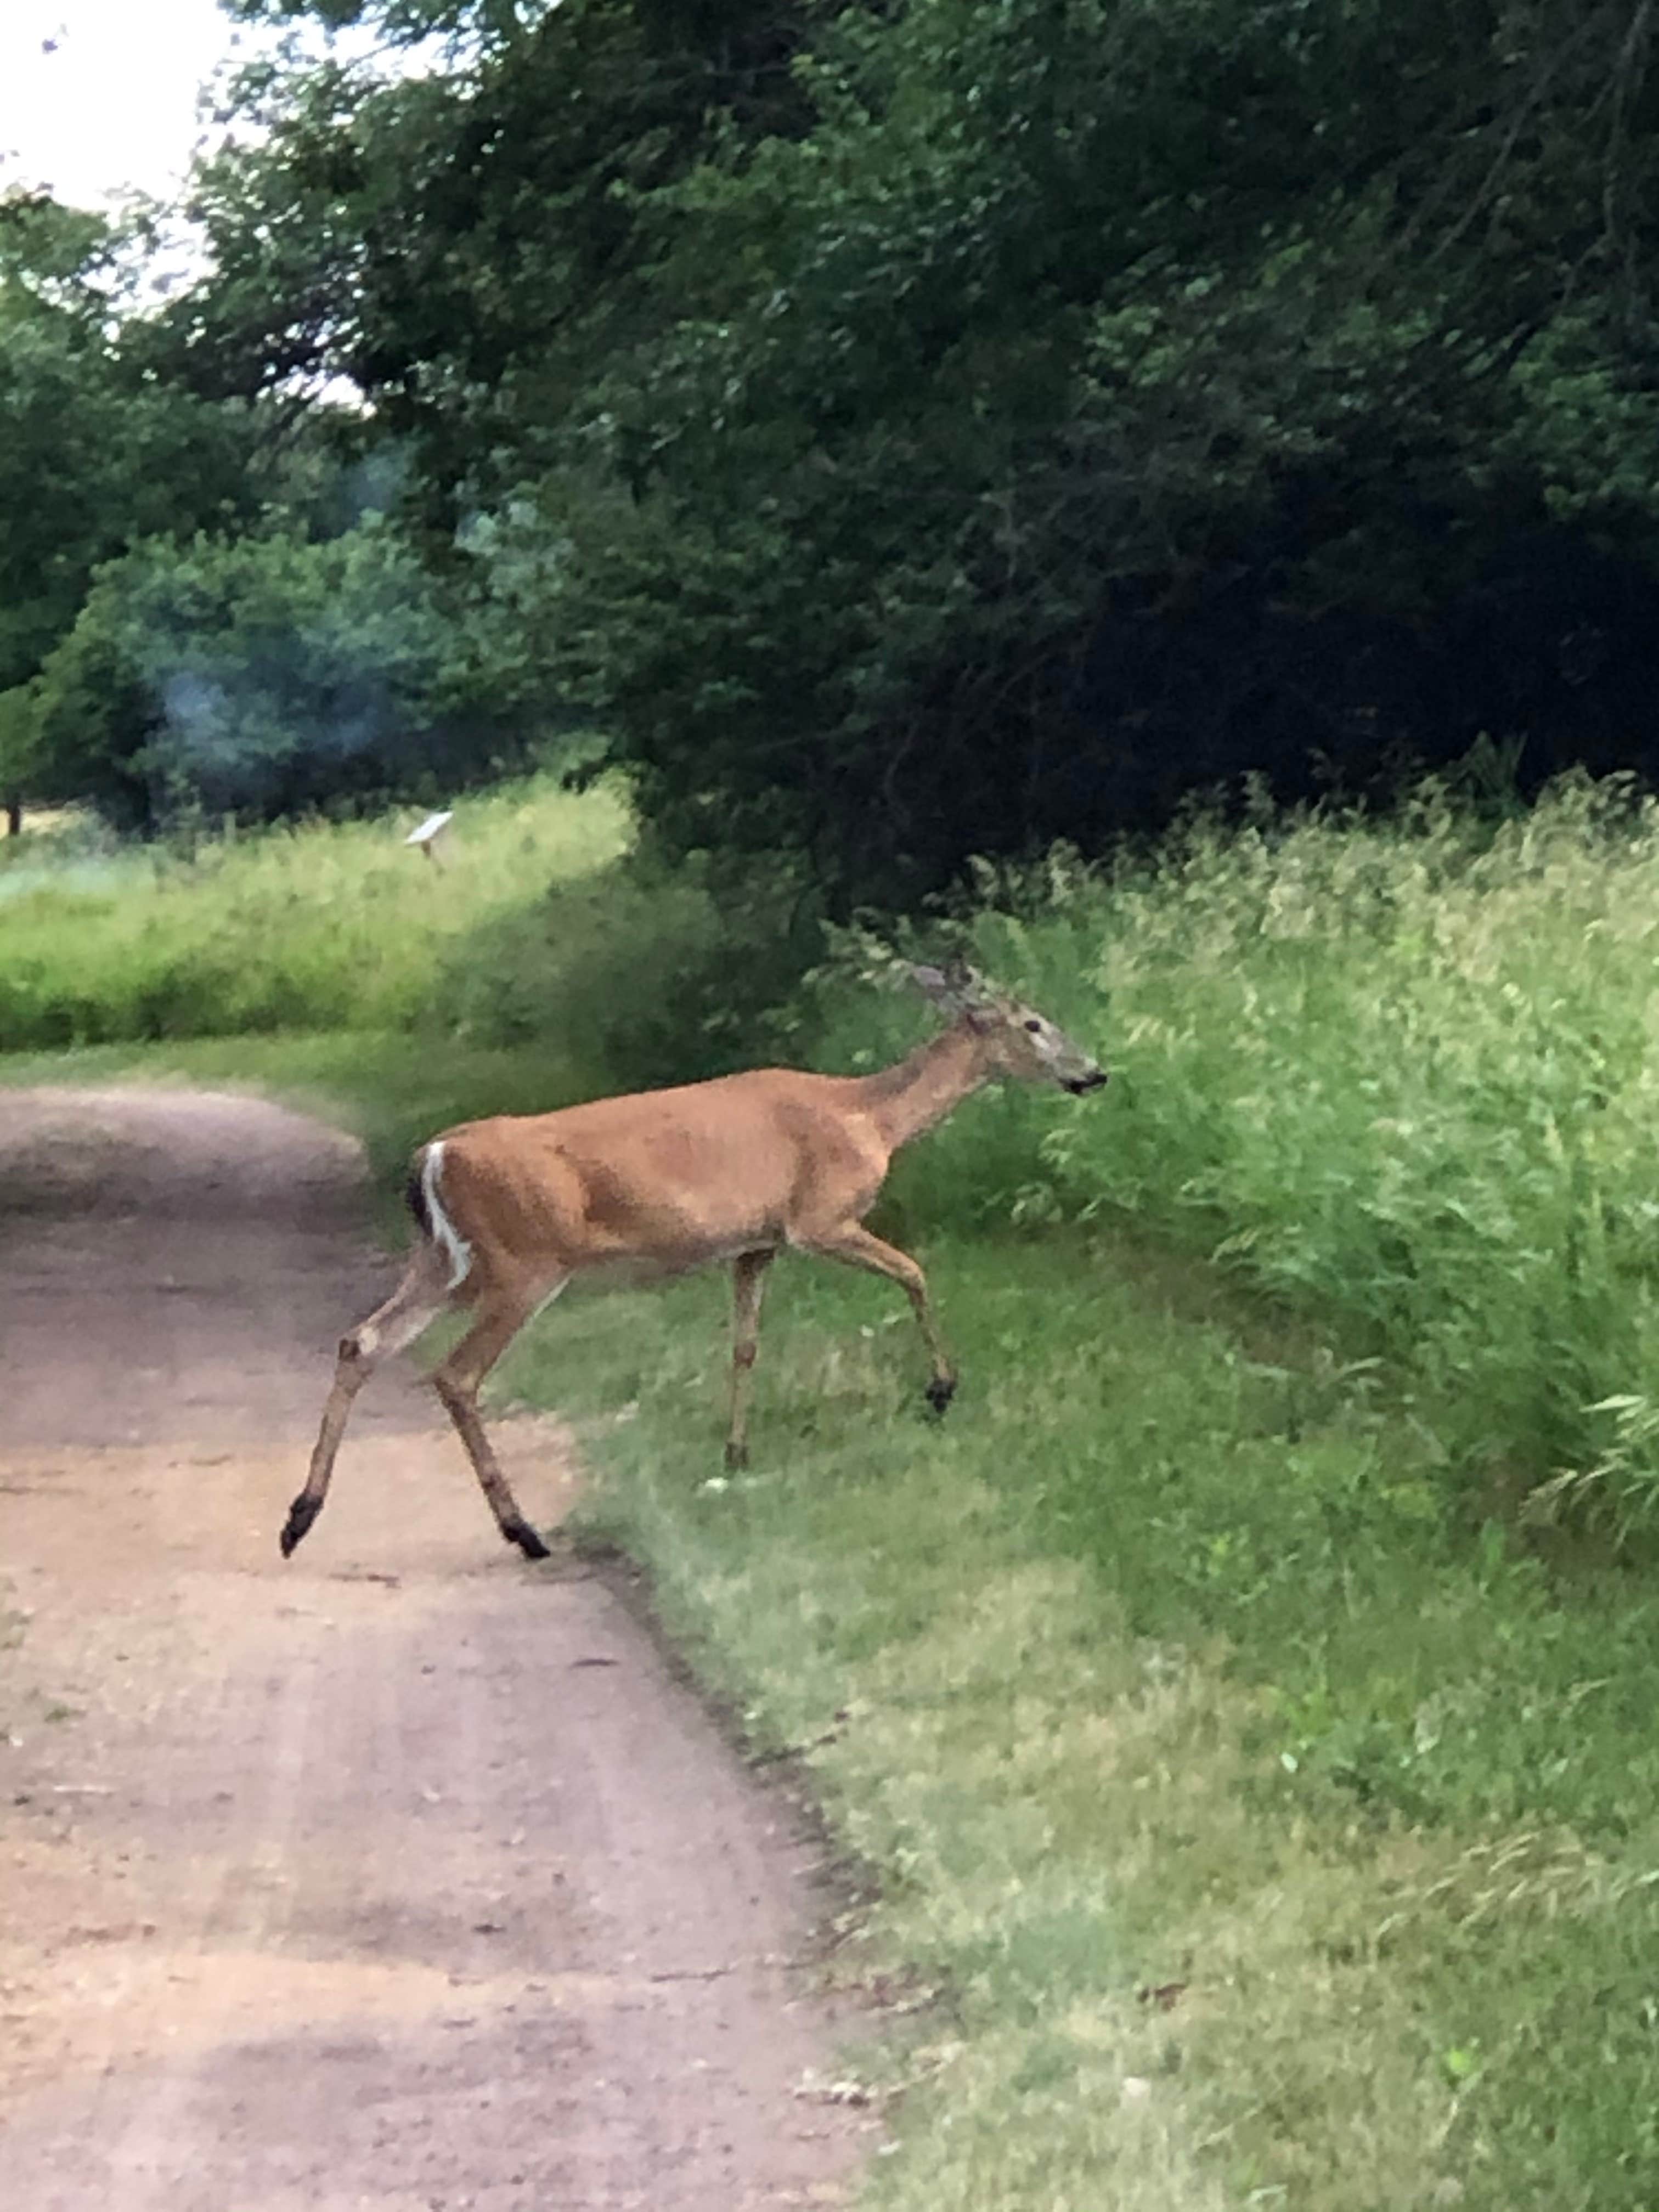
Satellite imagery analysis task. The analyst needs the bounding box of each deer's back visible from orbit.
[433,1068,890,1269]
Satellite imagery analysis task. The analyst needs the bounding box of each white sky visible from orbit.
[0,0,259,211]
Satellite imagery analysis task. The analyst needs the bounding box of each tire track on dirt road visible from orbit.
[0,1088,874,2210]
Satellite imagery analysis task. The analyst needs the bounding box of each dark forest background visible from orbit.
[7,0,1659,907]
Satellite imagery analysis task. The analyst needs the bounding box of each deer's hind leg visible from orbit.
[725,1247,775,1471]
[431,1276,566,1561]
[281,1240,456,1558]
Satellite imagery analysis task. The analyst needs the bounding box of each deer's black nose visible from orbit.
[1066,1069,1109,1096]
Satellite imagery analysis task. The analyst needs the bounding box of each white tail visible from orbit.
[281,962,1107,1561]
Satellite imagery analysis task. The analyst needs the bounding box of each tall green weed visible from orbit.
[799,778,1659,1532]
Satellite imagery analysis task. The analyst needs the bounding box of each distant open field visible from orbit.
[0,776,630,1049]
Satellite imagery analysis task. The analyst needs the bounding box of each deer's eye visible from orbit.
[1024,1018,1043,1034]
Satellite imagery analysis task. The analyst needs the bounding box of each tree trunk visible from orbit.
[4,795,20,838]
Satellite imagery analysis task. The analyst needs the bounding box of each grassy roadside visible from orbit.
[515,1230,1659,2212]
[16,1022,1649,2202]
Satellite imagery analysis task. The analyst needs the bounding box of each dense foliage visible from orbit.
[28,520,543,827]
[0,191,258,821]
[800,775,1659,1533]
[165,0,1659,902]
[12,3,1659,886]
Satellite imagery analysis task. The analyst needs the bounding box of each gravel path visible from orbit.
[0,1087,872,2210]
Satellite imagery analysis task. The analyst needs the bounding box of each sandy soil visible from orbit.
[0,1088,874,2210]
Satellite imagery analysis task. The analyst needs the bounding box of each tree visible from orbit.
[173,1,1659,906]
[0,189,258,820]
[0,687,37,834]
[29,518,538,828]
[173,0,826,512]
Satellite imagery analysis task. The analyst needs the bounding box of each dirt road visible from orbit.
[0,1089,874,2209]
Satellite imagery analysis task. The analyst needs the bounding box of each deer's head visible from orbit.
[907,960,1108,1096]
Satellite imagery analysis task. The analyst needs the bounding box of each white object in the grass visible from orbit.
[405,809,454,864]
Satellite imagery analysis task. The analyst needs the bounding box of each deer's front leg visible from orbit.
[794,1222,957,1414]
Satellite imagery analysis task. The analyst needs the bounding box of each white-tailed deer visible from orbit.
[281,962,1107,1561]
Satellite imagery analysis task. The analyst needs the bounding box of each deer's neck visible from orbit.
[862,1020,992,1152]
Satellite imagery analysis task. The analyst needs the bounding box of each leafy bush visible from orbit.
[431,840,821,1096]
[29,520,544,830]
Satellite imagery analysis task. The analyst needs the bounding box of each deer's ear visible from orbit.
[906,958,997,1012]
[944,956,997,1008]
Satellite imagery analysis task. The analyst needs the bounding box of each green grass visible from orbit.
[505,1231,1659,2212]
[0,775,630,1049]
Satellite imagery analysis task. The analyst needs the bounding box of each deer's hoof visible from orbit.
[925,1376,957,1417]
[279,1496,320,1558]
[504,1519,551,1561]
